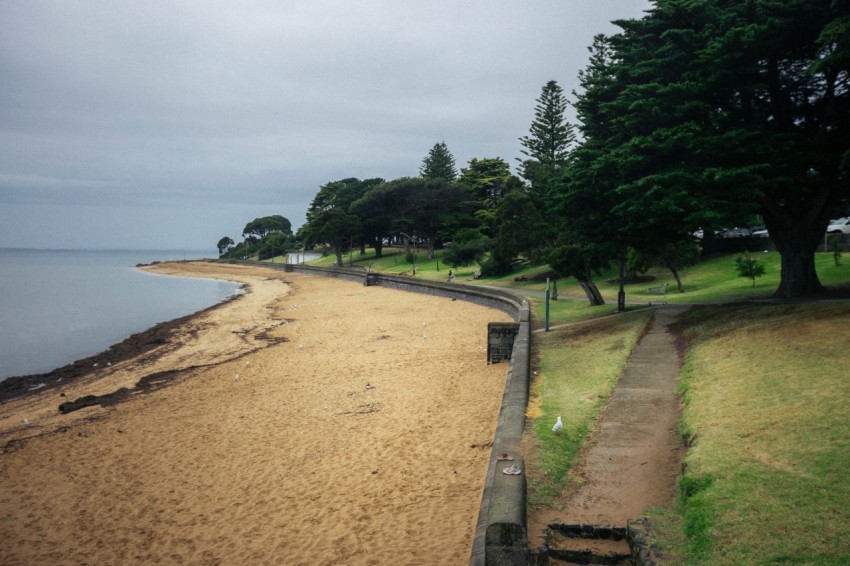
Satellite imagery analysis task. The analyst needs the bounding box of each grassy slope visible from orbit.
[297,247,850,563]
[668,303,850,565]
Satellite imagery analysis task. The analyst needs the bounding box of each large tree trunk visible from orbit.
[699,230,719,257]
[373,239,383,258]
[576,275,605,305]
[764,207,829,298]
[772,237,823,297]
[333,249,344,267]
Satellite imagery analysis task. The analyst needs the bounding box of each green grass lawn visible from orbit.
[660,303,850,564]
[294,246,475,279]
[612,251,850,304]
[498,251,850,305]
[295,246,850,309]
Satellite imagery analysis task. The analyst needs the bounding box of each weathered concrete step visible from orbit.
[549,544,630,565]
[545,525,631,565]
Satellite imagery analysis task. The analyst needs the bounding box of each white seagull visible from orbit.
[552,415,563,433]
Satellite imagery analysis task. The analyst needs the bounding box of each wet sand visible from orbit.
[0,261,511,565]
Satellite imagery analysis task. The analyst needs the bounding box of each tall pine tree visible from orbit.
[518,80,576,198]
[419,141,457,183]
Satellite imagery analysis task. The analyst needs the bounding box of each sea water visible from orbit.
[0,249,241,380]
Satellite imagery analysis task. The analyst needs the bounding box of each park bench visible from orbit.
[645,282,668,304]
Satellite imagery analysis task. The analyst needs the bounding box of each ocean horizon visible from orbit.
[0,248,241,381]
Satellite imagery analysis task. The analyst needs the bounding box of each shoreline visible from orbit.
[0,261,512,564]
[0,283,244,403]
[0,254,240,395]
[1,261,290,446]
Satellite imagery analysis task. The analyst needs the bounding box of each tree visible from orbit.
[736,252,766,287]
[242,215,292,240]
[406,177,464,259]
[304,177,383,255]
[567,23,726,264]
[651,239,701,293]
[300,207,360,267]
[349,180,405,258]
[217,236,235,255]
[490,189,546,272]
[703,0,850,297]
[546,237,608,306]
[548,35,630,300]
[567,2,850,298]
[623,247,651,282]
[419,143,472,251]
[816,0,850,75]
[518,80,576,201]
[307,178,373,216]
[457,157,517,237]
[258,232,297,261]
[420,141,457,182]
[220,240,250,260]
[443,228,489,268]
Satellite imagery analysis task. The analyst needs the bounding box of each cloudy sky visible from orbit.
[1,1,650,252]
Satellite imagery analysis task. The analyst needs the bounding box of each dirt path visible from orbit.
[528,305,688,549]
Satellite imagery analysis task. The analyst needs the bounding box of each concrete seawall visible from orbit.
[226,261,532,565]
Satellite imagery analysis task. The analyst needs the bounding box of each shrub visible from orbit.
[735,252,765,287]
[443,237,489,268]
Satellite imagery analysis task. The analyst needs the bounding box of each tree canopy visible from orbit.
[561,0,850,298]
[300,206,359,267]
[219,214,297,260]
[242,215,292,239]
[217,236,234,255]
[457,157,516,237]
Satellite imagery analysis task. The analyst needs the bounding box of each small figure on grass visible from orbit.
[828,234,844,267]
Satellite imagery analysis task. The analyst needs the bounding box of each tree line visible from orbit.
[220,1,849,301]
[217,215,297,261]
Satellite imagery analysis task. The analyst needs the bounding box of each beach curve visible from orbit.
[0,261,512,565]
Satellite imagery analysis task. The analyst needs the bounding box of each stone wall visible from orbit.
[627,517,663,566]
[488,323,520,364]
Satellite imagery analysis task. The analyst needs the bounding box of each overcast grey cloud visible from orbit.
[1,1,650,252]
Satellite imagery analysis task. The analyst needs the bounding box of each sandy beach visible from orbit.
[0,261,512,565]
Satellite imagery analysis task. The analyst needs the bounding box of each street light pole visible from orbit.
[618,257,626,312]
